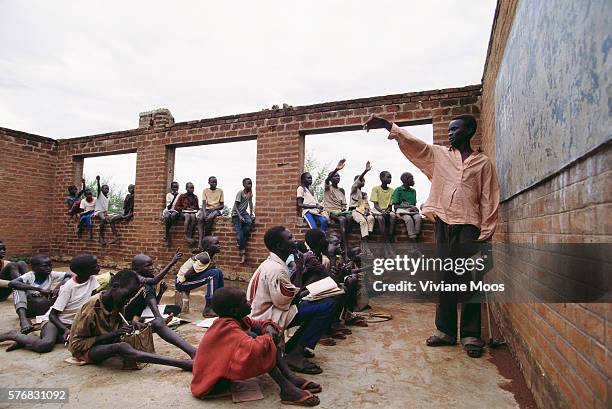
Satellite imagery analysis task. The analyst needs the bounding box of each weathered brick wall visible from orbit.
[2,86,481,279]
[481,1,610,409]
[0,128,58,256]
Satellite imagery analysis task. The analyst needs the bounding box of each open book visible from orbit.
[303,276,344,301]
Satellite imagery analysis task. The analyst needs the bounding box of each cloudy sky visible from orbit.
[1,0,496,203]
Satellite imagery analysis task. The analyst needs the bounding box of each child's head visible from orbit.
[170,181,179,193]
[109,269,141,307]
[84,189,93,200]
[300,172,313,187]
[295,240,308,254]
[379,171,392,185]
[127,184,135,195]
[69,254,100,278]
[305,228,327,254]
[400,172,414,187]
[31,254,52,276]
[347,246,362,263]
[208,176,217,189]
[330,172,341,186]
[186,182,195,194]
[242,178,252,191]
[67,185,78,196]
[200,236,221,256]
[101,184,110,196]
[264,226,296,259]
[211,287,251,319]
[131,254,155,277]
[353,175,365,189]
[326,233,342,256]
[0,240,5,259]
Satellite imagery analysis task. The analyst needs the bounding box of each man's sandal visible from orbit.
[426,335,456,347]
[281,391,320,407]
[464,344,483,358]
[300,381,322,394]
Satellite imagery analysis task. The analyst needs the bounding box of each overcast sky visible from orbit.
[1,0,496,203]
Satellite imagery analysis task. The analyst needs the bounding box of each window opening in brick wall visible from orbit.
[304,124,433,206]
[173,140,257,216]
[82,152,137,213]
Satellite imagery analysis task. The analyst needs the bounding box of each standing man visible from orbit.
[364,114,499,358]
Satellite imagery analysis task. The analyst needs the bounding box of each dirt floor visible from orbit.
[0,266,536,409]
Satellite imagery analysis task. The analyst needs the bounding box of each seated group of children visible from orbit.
[66,176,134,245]
[163,176,256,264]
[297,159,423,252]
[1,228,367,406]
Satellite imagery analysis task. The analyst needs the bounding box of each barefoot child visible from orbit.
[68,269,193,370]
[108,184,135,243]
[163,181,181,245]
[371,171,396,243]
[297,173,327,231]
[0,254,99,353]
[9,254,71,333]
[174,182,199,245]
[231,178,255,263]
[191,287,321,406]
[197,176,224,245]
[323,159,352,250]
[126,250,196,358]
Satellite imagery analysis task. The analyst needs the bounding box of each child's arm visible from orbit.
[140,249,183,286]
[325,159,346,186]
[357,161,372,184]
[9,277,53,295]
[96,175,101,197]
[76,178,86,198]
[49,309,70,338]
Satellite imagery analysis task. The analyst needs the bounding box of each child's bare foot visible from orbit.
[202,306,217,318]
[0,330,18,343]
[19,320,34,334]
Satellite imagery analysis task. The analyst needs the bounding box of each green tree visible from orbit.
[85,178,126,213]
[304,150,330,203]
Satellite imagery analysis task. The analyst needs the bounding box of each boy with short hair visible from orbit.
[66,178,86,218]
[197,176,224,245]
[175,236,225,317]
[297,173,327,231]
[126,250,196,358]
[174,182,199,245]
[393,172,421,239]
[0,240,28,301]
[93,175,112,245]
[9,254,71,334]
[349,162,376,241]
[0,254,99,353]
[371,171,396,242]
[163,181,181,245]
[68,269,193,370]
[231,178,255,264]
[323,159,352,251]
[191,287,320,406]
[108,184,135,243]
[77,189,97,240]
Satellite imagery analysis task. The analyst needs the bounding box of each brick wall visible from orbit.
[0,128,58,256]
[1,85,480,279]
[481,1,611,408]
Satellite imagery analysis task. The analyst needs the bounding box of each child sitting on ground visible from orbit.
[68,269,193,370]
[0,254,99,353]
[175,236,224,317]
[191,287,321,406]
[0,240,28,301]
[126,250,196,359]
[9,254,71,334]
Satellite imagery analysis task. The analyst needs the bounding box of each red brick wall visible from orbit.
[2,86,481,279]
[0,128,57,257]
[481,1,610,409]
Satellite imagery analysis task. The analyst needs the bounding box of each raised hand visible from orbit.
[336,159,346,170]
[365,161,372,172]
[172,248,183,263]
[363,114,392,133]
